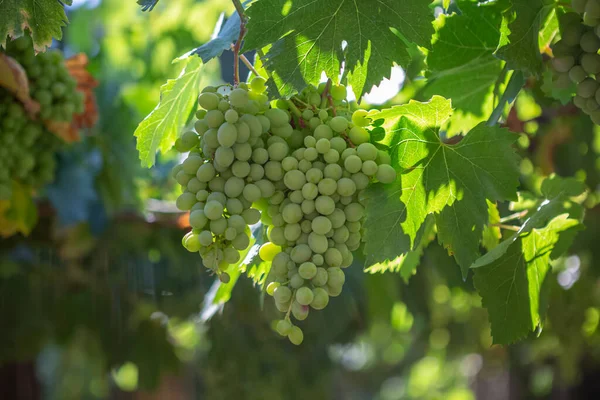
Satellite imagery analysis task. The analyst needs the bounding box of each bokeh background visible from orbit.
[1,1,600,399]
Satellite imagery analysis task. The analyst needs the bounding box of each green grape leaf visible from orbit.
[421,55,505,136]
[134,57,203,167]
[243,0,435,98]
[473,214,582,344]
[541,68,576,104]
[495,0,555,76]
[0,0,73,51]
[424,4,505,134]
[364,96,520,270]
[482,200,502,251]
[364,216,435,282]
[471,175,586,269]
[137,0,160,11]
[242,224,271,287]
[538,8,559,51]
[177,13,241,63]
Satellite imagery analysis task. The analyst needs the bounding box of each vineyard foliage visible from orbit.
[0,0,598,360]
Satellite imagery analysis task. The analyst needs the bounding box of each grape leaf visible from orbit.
[0,0,73,51]
[423,4,504,134]
[0,53,39,116]
[471,175,586,269]
[364,96,520,270]
[134,57,203,167]
[473,214,582,344]
[364,216,434,282]
[0,181,37,238]
[243,0,434,98]
[495,0,555,76]
[137,0,160,11]
[482,200,502,251]
[177,12,241,63]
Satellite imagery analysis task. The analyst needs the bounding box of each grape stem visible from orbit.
[320,79,332,109]
[286,100,302,118]
[492,223,520,232]
[231,0,248,86]
[498,210,528,223]
[285,290,297,320]
[229,43,262,78]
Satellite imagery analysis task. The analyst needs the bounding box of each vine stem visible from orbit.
[492,223,520,232]
[232,0,247,86]
[229,43,262,77]
[499,210,528,223]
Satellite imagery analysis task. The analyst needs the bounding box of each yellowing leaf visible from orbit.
[0,182,37,238]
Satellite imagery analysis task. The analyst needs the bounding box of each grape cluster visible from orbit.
[551,6,600,123]
[0,36,83,199]
[174,79,396,345]
[173,79,274,283]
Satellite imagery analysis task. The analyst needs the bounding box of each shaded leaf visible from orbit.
[243,0,434,98]
[178,13,241,63]
[0,181,37,238]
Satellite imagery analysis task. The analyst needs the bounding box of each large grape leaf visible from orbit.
[423,4,504,135]
[473,214,582,344]
[177,12,241,63]
[363,96,520,270]
[134,57,203,167]
[471,175,586,269]
[0,0,73,50]
[495,0,555,76]
[243,0,435,98]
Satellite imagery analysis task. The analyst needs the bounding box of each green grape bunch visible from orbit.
[0,35,85,199]
[551,6,600,123]
[173,78,396,345]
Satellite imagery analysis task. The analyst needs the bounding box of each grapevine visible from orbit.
[0,35,84,199]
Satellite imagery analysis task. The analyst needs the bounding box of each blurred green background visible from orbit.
[1,1,600,399]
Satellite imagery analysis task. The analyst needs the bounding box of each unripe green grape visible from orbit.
[224,176,244,198]
[298,159,312,172]
[581,53,600,74]
[199,230,213,246]
[356,142,378,161]
[282,169,305,190]
[255,179,276,198]
[290,274,305,289]
[329,116,349,132]
[349,126,369,144]
[305,168,323,184]
[250,76,267,93]
[291,300,309,320]
[190,210,208,229]
[330,84,347,101]
[581,31,600,53]
[323,149,340,164]
[176,192,196,210]
[231,160,250,178]
[205,109,224,128]
[376,164,397,183]
[568,66,586,85]
[586,1,600,18]
[304,147,318,161]
[317,178,337,195]
[352,109,369,127]
[289,190,304,204]
[242,208,261,224]
[344,155,363,173]
[252,148,269,164]
[215,146,235,167]
[296,287,314,305]
[314,124,333,140]
[229,88,249,108]
[265,108,289,127]
[310,288,329,310]
[315,138,331,153]
[291,244,312,263]
[276,319,292,336]
[267,282,280,296]
[248,163,265,181]
[298,262,317,279]
[312,215,332,235]
[308,232,328,253]
[203,128,219,148]
[182,156,203,175]
[561,22,583,46]
[315,195,335,215]
[274,285,292,303]
[217,122,237,147]
[265,161,285,181]
[288,326,304,345]
[332,226,350,245]
[232,232,251,250]
[204,200,224,220]
[302,109,314,120]
[269,226,287,245]
[176,171,193,186]
[228,215,247,232]
[284,223,302,241]
[282,203,303,223]
[235,121,250,143]
[587,97,600,112]
[352,172,370,189]
[345,203,365,222]
[572,0,586,13]
[323,164,342,181]
[242,183,261,202]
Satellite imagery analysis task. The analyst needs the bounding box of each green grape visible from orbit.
[282,203,303,223]
[215,146,235,167]
[329,116,348,132]
[205,110,225,128]
[276,319,292,336]
[356,143,378,161]
[330,84,347,101]
[184,234,201,252]
[310,288,329,310]
[561,20,583,46]
[323,149,340,164]
[568,66,586,84]
[224,108,239,124]
[250,76,267,93]
[352,109,369,127]
[298,262,317,279]
[211,218,228,235]
[182,156,203,175]
[217,122,238,147]
[274,286,292,303]
[305,168,323,183]
[344,203,365,222]
[243,183,262,202]
[348,126,369,144]
[318,109,328,120]
[291,300,309,319]
[235,121,250,142]
[176,192,196,210]
[288,326,304,345]
[317,178,337,195]
[283,170,306,190]
[296,287,314,306]
[268,142,289,161]
[314,124,333,140]
[255,179,276,197]
[291,244,312,263]
[581,31,600,53]
[252,148,269,164]
[581,53,600,74]
[265,108,289,127]
[572,0,586,13]
[229,88,249,108]
[199,230,214,246]
[315,195,335,215]
[282,156,299,171]
[242,208,261,224]
[315,138,331,154]
[204,200,224,220]
[198,92,220,110]
[308,232,328,253]
[190,210,208,229]
[352,172,370,189]
[587,1,600,18]
[232,232,251,250]
[311,216,332,235]
[344,155,363,173]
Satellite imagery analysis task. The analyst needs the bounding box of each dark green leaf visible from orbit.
[178,13,241,63]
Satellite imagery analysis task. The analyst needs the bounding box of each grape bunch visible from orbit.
[551,6,600,123]
[0,36,83,199]
[173,79,396,344]
[173,78,276,283]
